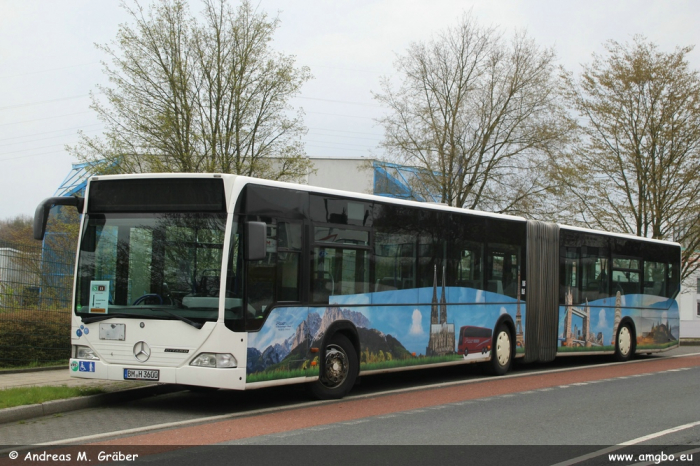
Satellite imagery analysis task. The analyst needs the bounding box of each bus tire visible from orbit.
[307,333,358,400]
[485,324,512,376]
[614,322,635,362]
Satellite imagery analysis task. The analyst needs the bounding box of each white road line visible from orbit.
[619,420,700,445]
[306,425,332,431]
[13,351,699,448]
[551,421,700,466]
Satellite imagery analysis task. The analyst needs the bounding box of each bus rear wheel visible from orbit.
[485,324,512,375]
[307,334,358,400]
[614,322,635,362]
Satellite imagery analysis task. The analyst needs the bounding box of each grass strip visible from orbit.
[0,386,106,409]
[0,361,68,372]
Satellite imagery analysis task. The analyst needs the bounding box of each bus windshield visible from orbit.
[75,212,228,324]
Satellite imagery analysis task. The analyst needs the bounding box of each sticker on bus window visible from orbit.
[89,281,110,314]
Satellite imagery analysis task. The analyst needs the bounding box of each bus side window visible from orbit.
[456,245,483,290]
[561,247,579,304]
[276,222,302,302]
[449,213,485,290]
[486,244,520,299]
[417,237,446,289]
[643,261,666,297]
[612,257,641,295]
[373,232,416,291]
[311,247,369,302]
[580,250,609,302]
[247,225,276,318]
[668,262,680,298]
[246,219,303,327]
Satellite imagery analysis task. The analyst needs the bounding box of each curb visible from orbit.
[0,384,186,425]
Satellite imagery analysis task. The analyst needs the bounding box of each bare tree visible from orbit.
[69,0,313,181]
[374,14,572,215]
[557,36,700,279]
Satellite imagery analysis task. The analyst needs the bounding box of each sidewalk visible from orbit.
[0,367,181,425]
[0,366,142,392]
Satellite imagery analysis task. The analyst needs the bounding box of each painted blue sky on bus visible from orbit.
[557,293,679,347]
[330,287,523,355]
[249,289,679,359]
[248,287,523,357]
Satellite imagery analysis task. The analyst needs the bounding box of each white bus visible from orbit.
[34,173,681,399]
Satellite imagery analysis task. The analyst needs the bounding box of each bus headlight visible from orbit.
[75,345,100,360]
[190,353,237,368]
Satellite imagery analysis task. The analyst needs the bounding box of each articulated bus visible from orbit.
[34,174,681,399]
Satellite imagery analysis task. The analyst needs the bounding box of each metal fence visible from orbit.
[0,240,75,367]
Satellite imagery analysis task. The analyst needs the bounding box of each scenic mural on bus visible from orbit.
[557,289,679,353]
[246,272,527,383]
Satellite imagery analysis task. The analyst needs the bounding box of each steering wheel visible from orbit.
[133,294,163,305]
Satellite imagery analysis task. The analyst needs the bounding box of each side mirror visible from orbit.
[245,221,267,261]
[34,197,84,240]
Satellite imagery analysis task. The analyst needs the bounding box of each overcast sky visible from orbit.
[0,0,698,221]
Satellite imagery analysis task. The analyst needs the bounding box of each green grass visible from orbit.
[0,360,68,371]
[247,367,319,383]
[637,340,679,350]
[361,354,463,371]
[0,386,105,409]
[557,345,615,353]
[248,354,476,383]
[557,339,680,353]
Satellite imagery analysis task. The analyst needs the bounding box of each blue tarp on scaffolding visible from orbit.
[372,161,441,203]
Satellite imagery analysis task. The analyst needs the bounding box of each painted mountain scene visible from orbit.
[245,280,523,383]
[246,305,418,383]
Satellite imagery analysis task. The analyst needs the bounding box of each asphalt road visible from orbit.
[2,347,699,466]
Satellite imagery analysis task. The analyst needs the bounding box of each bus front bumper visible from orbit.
[69,358,248,390]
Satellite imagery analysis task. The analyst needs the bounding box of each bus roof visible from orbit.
[86,173,680,248]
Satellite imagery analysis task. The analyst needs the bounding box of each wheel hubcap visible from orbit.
[618,326,631,356]
[321,344,348,388]
[496,331,511,366]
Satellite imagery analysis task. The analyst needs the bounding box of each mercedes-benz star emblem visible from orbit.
[133,341,151,362]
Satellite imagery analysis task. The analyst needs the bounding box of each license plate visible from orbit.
[123,369,160,381]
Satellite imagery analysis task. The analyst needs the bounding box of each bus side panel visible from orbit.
[246,307,314,383]
[244,286,529,383]
[557,293,680,353]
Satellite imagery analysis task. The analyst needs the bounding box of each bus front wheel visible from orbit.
[485,324,512,376]
[308,334,358,400]
[614,322,635,362]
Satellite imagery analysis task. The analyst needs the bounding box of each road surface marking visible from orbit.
[619,420,700,445]
[551,421,700,466]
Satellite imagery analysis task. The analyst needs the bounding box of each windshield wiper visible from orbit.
[80,309,203,329]
[81,313,134,324]
[149,309,204,329]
